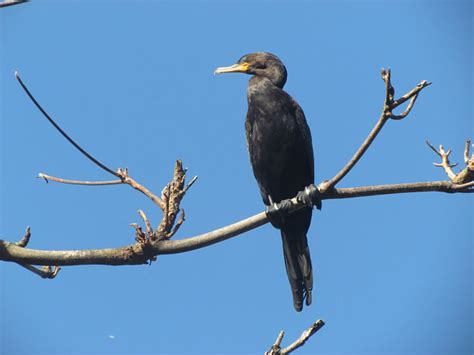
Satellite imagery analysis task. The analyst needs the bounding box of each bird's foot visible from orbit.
[296,184,322,210]
[265,199,293,229]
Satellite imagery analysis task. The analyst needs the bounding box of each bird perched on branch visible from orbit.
[215,52,315,311]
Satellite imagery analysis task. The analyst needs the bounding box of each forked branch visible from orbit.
[12,227,61,279]
[319,68,431,193]
[16,72,166,209]
[266,320,325,354]
[427,138,474,184]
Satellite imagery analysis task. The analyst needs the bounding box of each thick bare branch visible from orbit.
[1,179,471,267]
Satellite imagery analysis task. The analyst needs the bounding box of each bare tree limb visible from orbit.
[265,320,325,354]
[5,70,471,276]
[319,69,430,193]
[1,179,472,267]
[427,138,474,184]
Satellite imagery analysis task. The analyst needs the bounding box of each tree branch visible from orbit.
[1,179,471,267]
[265,320,325,354]
[319,69,430,193]
[0,0,28,8]
[15,71,121,178]
[6,69,471,279]
[38,173,123,186]
[427,138,474,184]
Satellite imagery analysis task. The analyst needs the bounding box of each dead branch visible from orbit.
[16,72,166,210]
[37,173,122,186]
[265,320,325,354]
[319,69,431,193]
[1,179,472,267]
[427,138,474,184]
[11,227,61,278]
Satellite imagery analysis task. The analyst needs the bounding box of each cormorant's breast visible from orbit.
[245,77,313,205]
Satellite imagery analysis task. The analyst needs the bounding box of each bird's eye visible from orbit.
[255,63,266,69]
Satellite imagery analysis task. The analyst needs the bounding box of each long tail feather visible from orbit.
[281,230,313,312]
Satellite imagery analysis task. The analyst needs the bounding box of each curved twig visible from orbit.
[15,71,121,178]
[0,0,28,8]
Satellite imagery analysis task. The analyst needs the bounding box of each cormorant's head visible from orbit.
[215,52,287,88]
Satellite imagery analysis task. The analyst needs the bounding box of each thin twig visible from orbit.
[426,141,459,180]
[16,73,165,209]
[265,331,285,355]
[15,226,31,247]
[167,209,185,238]
[19,264,61,279]
[464,138,471,164]
[0,0,28,8]
[15,71,121,178]
[38,173,122,186]
[391,80,431,109]
[319,113,387,192]
[138,210,153,236]
[120,173,165,210]
[37,171,165,210]
[183,175,198,193]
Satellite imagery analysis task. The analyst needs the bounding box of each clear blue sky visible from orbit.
[1,1,472,354]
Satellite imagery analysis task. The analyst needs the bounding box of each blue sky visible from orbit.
[1,1,472,354]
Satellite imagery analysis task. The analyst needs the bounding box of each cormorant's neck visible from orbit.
[248,74,286,91]
[251,66,287,89]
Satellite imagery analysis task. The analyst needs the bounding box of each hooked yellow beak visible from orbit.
[214,62,250,75]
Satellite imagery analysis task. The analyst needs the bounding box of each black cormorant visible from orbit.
[215,52,315,312]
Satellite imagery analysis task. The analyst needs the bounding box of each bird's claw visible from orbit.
[266,200,292,229]
[297,184,322,210]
